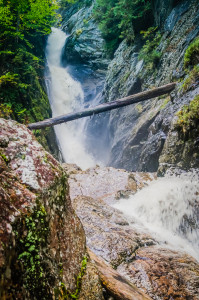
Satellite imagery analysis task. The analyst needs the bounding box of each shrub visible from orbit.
[0,103,12,119]
[180,65,199,93]
[75,28,83,37]
[138,27,162,71]
[175,94,199,133]
[93,0,152,56]
[184,37,199,68]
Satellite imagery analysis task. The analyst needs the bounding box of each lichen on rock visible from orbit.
[0,118,103,299]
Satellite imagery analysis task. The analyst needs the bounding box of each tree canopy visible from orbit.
[93,0,152,55]
[0,0,60,122]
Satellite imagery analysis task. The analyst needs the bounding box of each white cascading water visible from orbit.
[45,27,96,169]
[113,171,199,260]
[45,28,199,261]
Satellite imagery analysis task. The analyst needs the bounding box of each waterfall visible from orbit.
[45,28,199,261]
[113,171,199,260]
[45,27,97,169]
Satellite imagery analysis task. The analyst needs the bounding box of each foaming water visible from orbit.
[113,171,199,260]
[45,27,97,169]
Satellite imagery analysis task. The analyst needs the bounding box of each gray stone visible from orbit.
[101,0,199,172]
[164,1,190,32]
[62,3,109,69]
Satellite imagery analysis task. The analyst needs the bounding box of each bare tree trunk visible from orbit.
[28,82,176,130]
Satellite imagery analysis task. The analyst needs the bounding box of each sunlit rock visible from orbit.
[0,118,103,299]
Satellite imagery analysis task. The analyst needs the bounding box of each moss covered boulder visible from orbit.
[0,118,103,299]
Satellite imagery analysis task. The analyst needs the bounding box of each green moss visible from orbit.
[120,71,131,86]
[175,94,199,133]
[179,65,199,93]
[14,204,51,299]
[160,96,171,110]
[0,151,9,163]
[75,28,83,38]
[136,104,143,113]
[184,37,199,68]
[55,255,88,299]
[46,171,68,218]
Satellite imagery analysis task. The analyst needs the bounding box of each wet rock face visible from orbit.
[0,119,103,299]
[67,165,199,299]
[62,3,109,70]
[102,0,199,173]
[117,247,199,299]
[158,90,199,173]
[67,165,156,205]
[152,0,185,28]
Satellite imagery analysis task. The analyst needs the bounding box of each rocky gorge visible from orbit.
[61,0,199,174]
[1,0,199,298]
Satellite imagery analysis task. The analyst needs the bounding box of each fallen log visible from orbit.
[28,82,176,130]
[87,248,152,300]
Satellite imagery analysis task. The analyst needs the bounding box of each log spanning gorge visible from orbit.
[45,27,199,262]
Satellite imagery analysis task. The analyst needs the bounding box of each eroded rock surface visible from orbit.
[101,0,199,173]
[0,119,103,299]
[67,165,199,299]
[66,165,155,205]
[62,3,109,70]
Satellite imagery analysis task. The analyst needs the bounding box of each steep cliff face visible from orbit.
[103,0,199,172]
[0,118,103,299]
[60,0,199,173]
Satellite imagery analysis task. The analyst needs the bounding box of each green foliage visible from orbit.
[114,0,151,40]
[0,72,18,86]
[15,205,50,298]
[175,94,199,133]
[0,0,61,126]
[184,37,199,68]
[93,0,121,55]
[60,0,91,9]
[160,96,171,110]
[138,27,162,71]
[0,0,59,37]
[0,103,13,119]
[75,28,83,37]
[93,0,151,55]
[0,151,9,163]
[180,65,199,93]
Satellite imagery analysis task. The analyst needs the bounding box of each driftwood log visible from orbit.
[28,82,176,130]
[87,248,152,300]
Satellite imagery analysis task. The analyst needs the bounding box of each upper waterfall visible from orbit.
[45,27,97,169]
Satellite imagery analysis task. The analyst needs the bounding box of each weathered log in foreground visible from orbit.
[88,248,152,300]
[28,82,176,130]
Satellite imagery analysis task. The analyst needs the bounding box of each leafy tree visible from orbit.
[93,0,152,55]
[0,0,60,122]
[93,0,121,55]
[114,0,151,39]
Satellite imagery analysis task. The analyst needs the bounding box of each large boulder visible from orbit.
[0,118,103,299]
[62,3,109,70]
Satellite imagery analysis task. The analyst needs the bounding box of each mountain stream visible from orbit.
[45,27,199,261]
